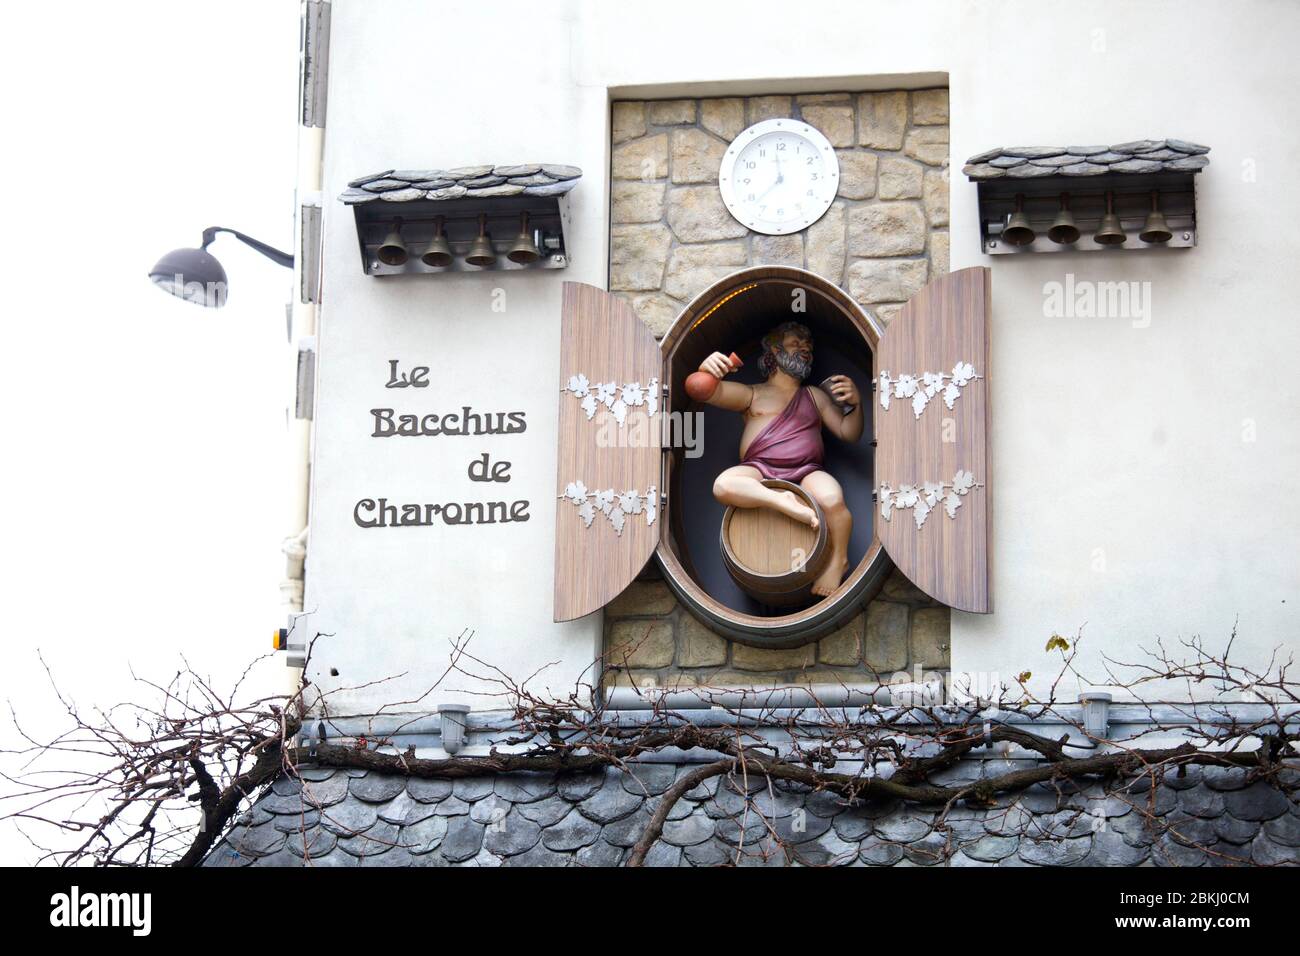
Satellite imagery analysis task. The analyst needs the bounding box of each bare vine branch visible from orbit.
[1,626,1295,866]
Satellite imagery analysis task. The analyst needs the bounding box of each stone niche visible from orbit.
[606,89,951,687]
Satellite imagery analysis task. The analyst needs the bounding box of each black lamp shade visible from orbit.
[148,246,229,307]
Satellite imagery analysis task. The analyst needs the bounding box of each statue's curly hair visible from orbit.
[757,321,813,379]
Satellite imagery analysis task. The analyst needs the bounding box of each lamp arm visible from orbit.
[202,226,294,269]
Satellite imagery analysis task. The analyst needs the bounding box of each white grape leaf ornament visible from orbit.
[563,374,660,427]
[879,362,982,420]
[560,481,657,536]
[879,470,983,528]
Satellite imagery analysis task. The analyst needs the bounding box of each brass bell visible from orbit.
[465,213,496,267]
[1001,194,1035,246]
[377,218,408,266]
[1094,191,1126,245]
[1139,190,1172,244]
[1047,193,1080,244]
[506,212,540,264]
[421,216,452,267]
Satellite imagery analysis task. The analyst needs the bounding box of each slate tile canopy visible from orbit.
[205,759,1299,868]
[338,164,583,204]
[963,140,1210,180]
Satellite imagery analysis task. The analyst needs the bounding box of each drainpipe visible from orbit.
[281,0,329,693]
[606,683,887,712]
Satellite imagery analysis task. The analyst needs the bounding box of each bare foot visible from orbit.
[810,555,848,597]
[771,490,818,529]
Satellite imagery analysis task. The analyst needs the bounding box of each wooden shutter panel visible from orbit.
[554,283,663,622]
[875,267,992,613]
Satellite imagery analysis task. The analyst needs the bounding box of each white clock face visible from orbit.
[719,118,839,235]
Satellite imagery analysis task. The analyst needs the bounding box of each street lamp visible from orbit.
[148,226,294,308]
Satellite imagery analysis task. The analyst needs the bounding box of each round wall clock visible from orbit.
[718,118,840,235]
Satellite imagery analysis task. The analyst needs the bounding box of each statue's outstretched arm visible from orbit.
[707,380,754,412]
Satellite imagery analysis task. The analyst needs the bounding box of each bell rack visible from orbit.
[352,192,573,275]
[974,168,1199,255]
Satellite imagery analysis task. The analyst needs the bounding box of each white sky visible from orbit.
[0,2,300,863]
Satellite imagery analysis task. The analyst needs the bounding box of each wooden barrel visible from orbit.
[720,479,829,607]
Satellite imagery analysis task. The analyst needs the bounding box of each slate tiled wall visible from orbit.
[209,761,1300,868]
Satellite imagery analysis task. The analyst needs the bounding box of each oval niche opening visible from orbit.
[656,266,892,648]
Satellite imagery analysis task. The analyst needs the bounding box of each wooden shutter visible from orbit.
[875,267,992,613]
[554,283,663,622]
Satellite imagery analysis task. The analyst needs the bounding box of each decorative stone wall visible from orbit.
[606,566,950,688]
[610,90,949,334]
[606,90,951,683]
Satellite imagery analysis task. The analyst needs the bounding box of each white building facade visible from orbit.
[294,0,1298,715]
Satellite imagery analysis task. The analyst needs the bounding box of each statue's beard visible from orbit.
[774,349,812,381]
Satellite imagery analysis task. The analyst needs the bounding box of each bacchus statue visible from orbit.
[699,321,862,597]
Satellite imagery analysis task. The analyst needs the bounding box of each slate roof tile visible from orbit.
[451,777,495,802]
[1262,812,1300,847]
[660,811,715,847]
[619,763,678,796]
[319,798,378,836]
[902,831,952,866]
[1251,831,1300,865]
[493,772,558,804]
[1177,785,1225,818]
[1165,811,1219,847]
[337,824,402,859]
[600,808,654,849]
[542,808,603,851]
[227,822,287,858]
[297,766,339,783]
[438,816,486,863]
[360,178,410,192]
[285,828,337,859]
[1213,813,1261,845]
[1005,163,1059,178]
[1202,765,1253,791]
[1082,830,1150,867]
[515,796,573,827]
[873,811,932,843]
[1018,833,1092,866]
[557,772,604,802]
[339,164,582,204]
[272,809,320,832]
[301,774,351,808]
[575,840,626,867]
[1152,835,1209,867]
[659,795,696,821]
[965,139,1210,180]
[642,841,683,867]
[500,842,572,867]
[682,838,732,866]
[483,811,542,857]
[960,833,1019,862]
[400,815,449,854]
[1223,782,1291,821]
[406,778,453,803]
[432,796,472,816]
[470,795,510,824]
[1003,146,1066,158]
[832,813,872,842]
[577,778,644,823]
[858,837,906,866]
[351,775,405,806]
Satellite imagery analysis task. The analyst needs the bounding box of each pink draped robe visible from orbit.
[739,386,825,482]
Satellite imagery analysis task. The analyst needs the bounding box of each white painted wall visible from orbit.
[308,0,1299,713]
